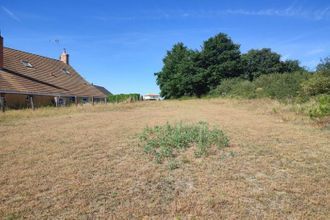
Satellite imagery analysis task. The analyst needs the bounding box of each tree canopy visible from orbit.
[316,57,330,73]
[155,43,198,99]
[155,33,305,99]
[199,33,242,89]
[241,48,303,80]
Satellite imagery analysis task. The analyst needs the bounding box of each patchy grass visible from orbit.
[0,102,148,124]
[0,98,329,219]
[139,122,229,164]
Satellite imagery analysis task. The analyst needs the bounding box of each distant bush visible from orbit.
[210,72,310,101]
[230,80,256,99]
[209,78,244,96]
[308,95,330,118]
[210,78,256,99]
[301,73,330,97]
[207,65,330,120]
[139,122,229,165]
[108,94,141,103]
[254,72,310,100]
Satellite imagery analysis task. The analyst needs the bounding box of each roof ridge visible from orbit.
[4,47,64,64]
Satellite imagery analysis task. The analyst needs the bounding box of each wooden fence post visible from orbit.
[75,96,78,106]
[92,96,94,106]
[0,93,5,113]
[29,95,35,110]
[55,96,59,107]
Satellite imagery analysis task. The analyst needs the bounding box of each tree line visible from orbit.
[155,33,307,99]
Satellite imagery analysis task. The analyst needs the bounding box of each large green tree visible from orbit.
[199,33,242,90]
[241,48,303,80]
[155,43,200,99]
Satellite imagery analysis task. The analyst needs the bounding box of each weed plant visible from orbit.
[139,121,229,164]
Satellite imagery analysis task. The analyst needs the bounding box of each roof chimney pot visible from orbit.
[60,48,69,65]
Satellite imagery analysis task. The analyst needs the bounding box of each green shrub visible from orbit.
[254,72,310,100]
[210,72,310,101]
[309,95,330,118]
[108,93,141,103]
[210,78,256,99]
[230,80,256,99]
[209,78,244,96]
[139,122,229,164]
[301,73,330,97]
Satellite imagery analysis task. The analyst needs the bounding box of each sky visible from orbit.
[0,0,329,95]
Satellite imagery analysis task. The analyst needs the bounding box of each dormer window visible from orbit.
[62,68,71,75]
[21,60,33,68]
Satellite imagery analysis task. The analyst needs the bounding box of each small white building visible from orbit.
[143,94,161,101]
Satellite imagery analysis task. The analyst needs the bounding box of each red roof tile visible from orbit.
[0,47,106,98]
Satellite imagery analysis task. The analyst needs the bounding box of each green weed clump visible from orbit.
[309,95,330,118]
[139,122,229,164]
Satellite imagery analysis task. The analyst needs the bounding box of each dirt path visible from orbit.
[0,99,329,219]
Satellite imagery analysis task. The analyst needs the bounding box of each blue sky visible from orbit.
[0,0,329,94]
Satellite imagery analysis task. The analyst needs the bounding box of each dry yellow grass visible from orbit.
[0,99,329,219]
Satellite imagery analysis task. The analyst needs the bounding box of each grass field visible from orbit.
[0,99,329,219]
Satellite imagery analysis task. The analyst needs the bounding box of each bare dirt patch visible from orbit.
[0,99,329,219]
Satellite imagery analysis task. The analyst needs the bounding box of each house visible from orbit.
[0,34,107,111]
[93,85,112,96]
[143,94,161,101]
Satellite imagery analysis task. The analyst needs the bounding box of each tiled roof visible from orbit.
[0,47,106,98]
[0,69,67,96]
[93,85,112,96]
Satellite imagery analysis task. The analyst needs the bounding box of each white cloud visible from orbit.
[158,5,330,21]
[221,7,330,21]
[86,4,330,23]
[1,6,20,22]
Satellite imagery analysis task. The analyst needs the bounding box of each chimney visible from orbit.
[60,48,69,65]
[0,34,3,69]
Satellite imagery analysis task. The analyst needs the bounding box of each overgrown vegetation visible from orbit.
[155,33,302,99]
[209,78,256,99]
[301,72,330,97]
[108,93,141,103]
[209,71,330,118]
[309,95,330,118]
[139,122,229,166]
[210,71,312,101]
[155,32,330,119]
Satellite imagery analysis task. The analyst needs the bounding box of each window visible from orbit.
[21,60,33,68]
[62,68,71,75]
